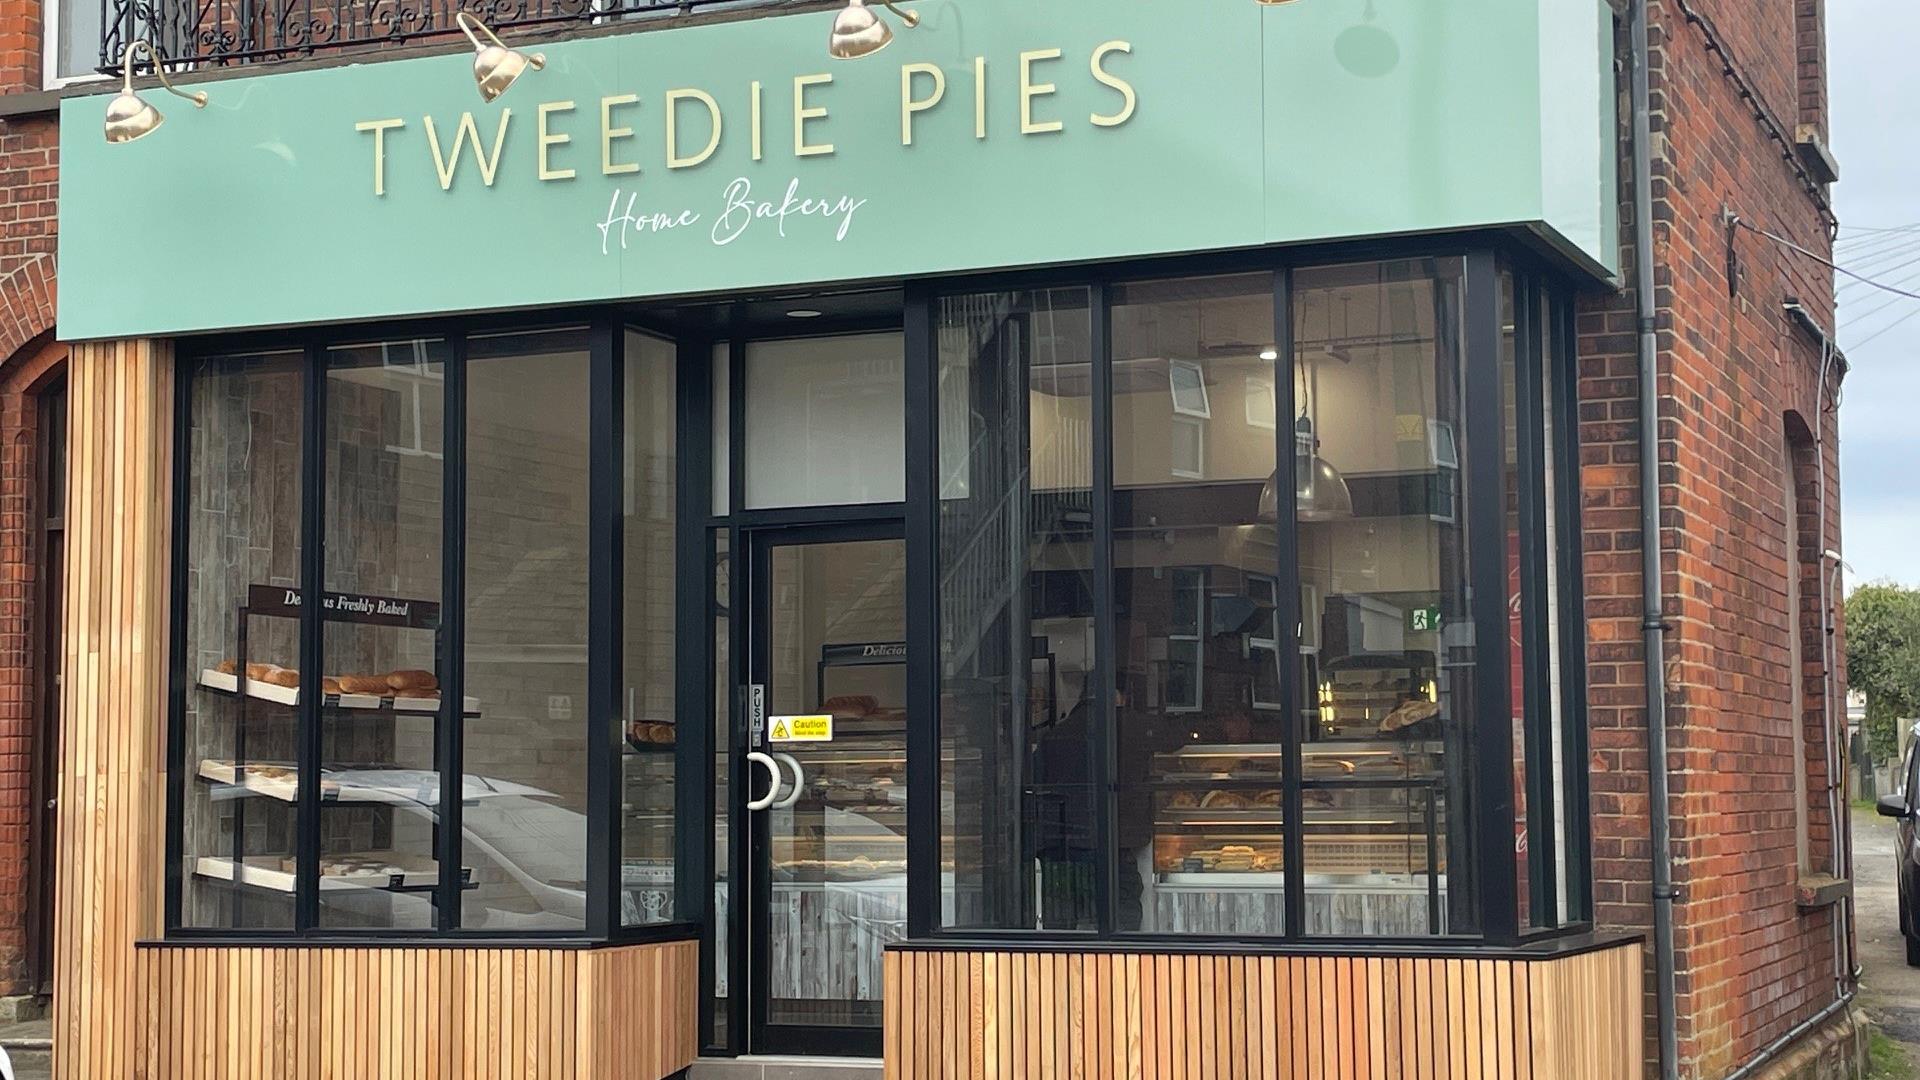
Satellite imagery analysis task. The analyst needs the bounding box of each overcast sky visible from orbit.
[1831,1,1920,589]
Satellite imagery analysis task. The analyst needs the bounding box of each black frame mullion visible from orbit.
[1089,281,1118,937]
[723,331,748,1054]
[1512,274,1556,929]
[164,355,193,933]
[1553,289,1595,925]
[294,342,325,932]
[904,284,939,941]
[1273,268,1306,937]
[1463,253,1519,944]
[586,318,624,940]
[437,332,468,933]
[671,335,715,994]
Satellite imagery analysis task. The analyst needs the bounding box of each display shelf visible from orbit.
[624,718,677,752]
[197,759,553,806]
[197,669,480,716]
[193,853,468,894]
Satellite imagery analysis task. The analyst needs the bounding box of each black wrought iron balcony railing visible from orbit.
[97,0,774,75]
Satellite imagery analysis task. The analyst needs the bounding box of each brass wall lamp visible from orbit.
[104,40,207,144]
[829,0,919,59]
[455,12,545,102]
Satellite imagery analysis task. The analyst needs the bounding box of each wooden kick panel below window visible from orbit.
[882,942,1642,1080]
[131,940,698,1080]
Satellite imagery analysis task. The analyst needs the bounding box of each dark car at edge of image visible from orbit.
[1879,722,1920,968]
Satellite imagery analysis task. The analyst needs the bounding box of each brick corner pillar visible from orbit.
[50,339,174,1080]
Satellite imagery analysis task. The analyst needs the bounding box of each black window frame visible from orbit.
[909,239,1595,950]
[161,232,1594,953]
[164,314,700,946]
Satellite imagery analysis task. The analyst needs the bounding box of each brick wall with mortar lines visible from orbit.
[0,337,60,995]
[1579,2,1848,1077]
[0,0,65,997]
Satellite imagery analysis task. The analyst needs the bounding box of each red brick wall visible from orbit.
[1580,2,1848,1077]
[0,0,63,1000]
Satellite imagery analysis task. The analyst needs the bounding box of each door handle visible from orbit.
[772,752,805,810]
[745,751,782,811]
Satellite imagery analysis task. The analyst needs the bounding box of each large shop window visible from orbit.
[931,256,1589,942]
[174,325,681,937]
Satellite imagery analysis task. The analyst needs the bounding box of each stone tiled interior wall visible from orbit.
[180,354,305,927]
[456,334,593,927]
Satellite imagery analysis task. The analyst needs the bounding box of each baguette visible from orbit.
[335,674,391,695]
[386,669,438,692]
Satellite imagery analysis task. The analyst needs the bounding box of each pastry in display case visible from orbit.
[769,642,910,884]
[1145,698,1451,935]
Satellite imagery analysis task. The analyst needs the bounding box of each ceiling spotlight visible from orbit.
[456,12,545,102]
[786,308,824,319]
[104,41,206,144]
[1259,347,1279,361]
[829,0,919,60]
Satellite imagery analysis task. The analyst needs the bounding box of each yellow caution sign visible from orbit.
[768,714,833,743]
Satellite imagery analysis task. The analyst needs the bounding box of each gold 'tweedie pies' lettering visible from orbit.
[354,41,1136,195]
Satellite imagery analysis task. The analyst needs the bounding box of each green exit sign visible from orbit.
[1408,607,1443,633]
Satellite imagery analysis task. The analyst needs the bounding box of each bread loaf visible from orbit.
[321,676,343,695]
[216,659,239,676]
[260,667,300,688]
[335,674,390,695]
[386,669,438,692]
[244,663,275,681]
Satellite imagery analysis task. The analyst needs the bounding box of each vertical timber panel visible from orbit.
[54,339,173,1080]
[125,940,695,1078]
[881,944,1646,1080]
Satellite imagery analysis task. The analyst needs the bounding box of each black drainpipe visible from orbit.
[1628,1,1681,1077]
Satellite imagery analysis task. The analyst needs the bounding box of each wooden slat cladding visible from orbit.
[53,340,175,1080]
[131,940,698,1080]
[883,943,1642,1080]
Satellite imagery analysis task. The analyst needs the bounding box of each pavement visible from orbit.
[1855,804,1920,1060]
[0,1016,48,1080]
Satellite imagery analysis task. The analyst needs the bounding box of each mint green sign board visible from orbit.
[58,0,1616,340]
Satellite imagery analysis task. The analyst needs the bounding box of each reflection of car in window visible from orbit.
[281,771,654,930]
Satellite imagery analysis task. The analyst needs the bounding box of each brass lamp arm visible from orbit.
[878,0,920,27]
[120,41,208,108]
[456,12,507,51]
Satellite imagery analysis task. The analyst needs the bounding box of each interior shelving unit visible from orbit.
[191,584,482,912]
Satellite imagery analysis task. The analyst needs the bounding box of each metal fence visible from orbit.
[97,0,775,74]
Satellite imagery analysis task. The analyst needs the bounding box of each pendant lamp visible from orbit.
[104,41,207,144]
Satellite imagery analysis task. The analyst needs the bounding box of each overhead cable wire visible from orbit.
[1835,223,1920,250]
[1835,237,1920,278]
[1847,305,1920,351]
[1838,255,1920,297]
[1835,227,1920,258]
[1838,278,1920,330]
[1730,216,1920,301]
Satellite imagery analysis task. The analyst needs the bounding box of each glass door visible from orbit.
[745,525,907,1058]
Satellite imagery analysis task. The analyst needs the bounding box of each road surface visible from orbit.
[1856,805,1920,1058]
